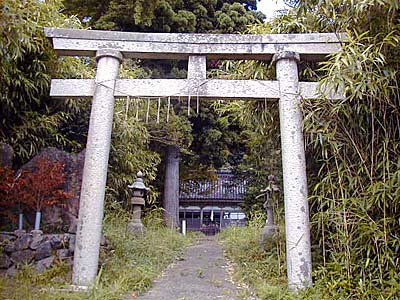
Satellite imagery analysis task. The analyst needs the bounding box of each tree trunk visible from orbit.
[163,145,180,228]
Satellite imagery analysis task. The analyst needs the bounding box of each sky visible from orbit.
[257,0,289,20]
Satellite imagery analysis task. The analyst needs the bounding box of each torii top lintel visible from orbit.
[44,28,345,61]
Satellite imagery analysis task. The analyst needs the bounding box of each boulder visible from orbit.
[35,256,54,274]
[56,249,70,259]
[0,143,13,167]
[14,234,32,251]
[0,253,12,269]
[10,249,34,265]
[4,242,15,253]
[13,230,27,237]
[34,241,53,260]
[29,234,46,250]
[6,265,18,277]
[0,233,15,243]
[49,235,63,249]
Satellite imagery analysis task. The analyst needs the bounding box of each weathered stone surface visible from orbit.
[188,55,206,80]
[0,143,13,167]
[14,234,32,251]
[50,79,344,101]
[13,229,26,237]
[18,148,84,231]
[0,232,103,275]
[0,253,12,269]
[135,237,242,300]
[11,249,34,264]
[56,249,70,259]
[31,230,43,237]
[274,51,312,289]
[6,265,18,277]
[68,235,75,253]
[127,222,145,236]
[4,242,15,253]
[35,256,54,274]
[100,235,108,247]
[44,27,345,61]
[67,217,78,233]
[72,49,122,287]
[34,241,52,260]
[0,233,15,243]
[49,235,63,249]
[29,235,46,250]
[63,233,75,242]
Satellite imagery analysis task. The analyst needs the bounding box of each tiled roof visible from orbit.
[179,170,246,202]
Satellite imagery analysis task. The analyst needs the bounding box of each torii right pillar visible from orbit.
[273,51,312,290]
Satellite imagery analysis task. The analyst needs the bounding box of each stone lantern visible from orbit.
[127,171,148,235]
[260,175,280,244]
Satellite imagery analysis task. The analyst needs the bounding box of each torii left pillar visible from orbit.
[73,49,123,287]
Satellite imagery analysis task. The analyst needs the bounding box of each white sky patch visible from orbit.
[257,0,289,20]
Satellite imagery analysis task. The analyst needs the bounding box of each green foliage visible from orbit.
[98,209,192,295]
[61,0,264,193]
[0,209,193,300]
[147,104,193,150]
[0,0,85,163]
[218,0,400,297]
[219,225,291,300]
[184,101,245,173]
[215,2,260,33]
[220,225,397,300]
[107,98,162,206]
[292,1,399,296]
[213,53,282,214]
[63,0,264,33]
[107,92,195,206]
[94,0,160,30]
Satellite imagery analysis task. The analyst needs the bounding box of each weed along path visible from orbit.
[132,236,242,300]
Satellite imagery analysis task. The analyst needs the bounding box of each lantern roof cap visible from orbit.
[128,171,148,191]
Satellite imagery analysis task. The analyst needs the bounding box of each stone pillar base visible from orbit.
[127,221,145,235]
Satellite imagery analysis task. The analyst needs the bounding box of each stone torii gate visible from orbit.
[44,28,344,290]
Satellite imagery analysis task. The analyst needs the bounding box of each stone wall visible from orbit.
[0,231,75,275]
[0,230,109,276]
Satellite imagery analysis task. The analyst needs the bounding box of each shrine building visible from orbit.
[179,170,246,233]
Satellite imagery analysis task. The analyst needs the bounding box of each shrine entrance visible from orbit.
[45,27,344,290]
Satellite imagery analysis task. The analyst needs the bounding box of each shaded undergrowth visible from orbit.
[0,208,192,300]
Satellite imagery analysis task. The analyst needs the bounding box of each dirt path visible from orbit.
[133,236,243,300]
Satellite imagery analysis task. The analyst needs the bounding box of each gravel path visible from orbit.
[133,236,243,300]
